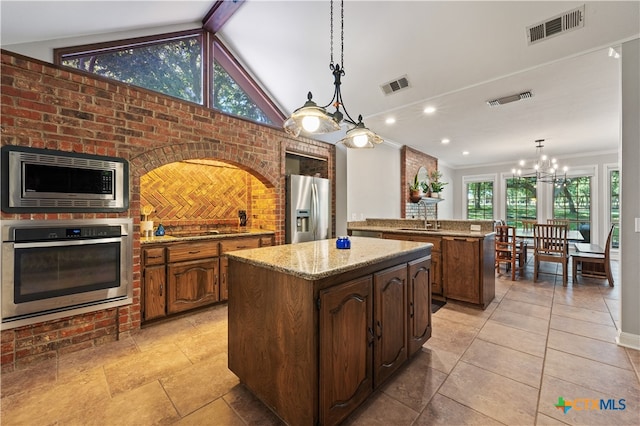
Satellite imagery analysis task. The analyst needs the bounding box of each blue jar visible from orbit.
[336,236,351,249]
[155,224,165,237]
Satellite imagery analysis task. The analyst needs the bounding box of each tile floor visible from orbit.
[2,259,639,425]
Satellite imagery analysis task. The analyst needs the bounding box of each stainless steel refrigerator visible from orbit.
[285,175,331,243]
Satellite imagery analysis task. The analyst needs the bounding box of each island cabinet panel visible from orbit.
[219,256,229,301]
[373,264,408,386]
[167,259,219,314]
[408,257,432,355]
[319,276,373,426]
[383,233,442,296]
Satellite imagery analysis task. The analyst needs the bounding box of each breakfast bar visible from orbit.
[227,237,432,426]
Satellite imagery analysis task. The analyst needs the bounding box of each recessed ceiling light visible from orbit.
[385,117,396,124]
[462,151,470,156]
[441,138,450,144]
[423,106,436,114]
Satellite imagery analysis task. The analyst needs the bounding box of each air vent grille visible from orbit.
[381,75,410,95]
[486,91,533,107]
[527,5,584,45]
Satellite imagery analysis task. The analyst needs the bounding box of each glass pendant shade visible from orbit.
[339,120,383,149]
[283,92,341,137]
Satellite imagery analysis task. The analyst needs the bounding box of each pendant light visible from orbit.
[283,0,383,149]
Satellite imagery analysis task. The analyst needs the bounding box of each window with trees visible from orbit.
[610,169,620,248]
[55,31,283,125]
[553,177,591,231]
[466,181,493,220]
[506,177,537,228]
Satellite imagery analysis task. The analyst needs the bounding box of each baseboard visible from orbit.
[616,330,640,350]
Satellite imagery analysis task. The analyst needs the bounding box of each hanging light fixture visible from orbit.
[512,139,568,185]
[283,0,383,149]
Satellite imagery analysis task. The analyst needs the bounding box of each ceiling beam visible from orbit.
[203,0,246,33]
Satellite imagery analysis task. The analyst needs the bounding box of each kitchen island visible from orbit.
[227,237,432,426]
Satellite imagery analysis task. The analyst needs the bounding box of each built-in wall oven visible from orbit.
[1,218,133,329]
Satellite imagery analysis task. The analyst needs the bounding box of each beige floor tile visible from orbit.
[430,302,493,329]
[535,412,571,425]
[414,393,503,425]
[477,320,547,357]
[103,343,193,396]
[438,361,538,425]
[424,317,478,357]
[544,349,640,398]
[416,345,460,375]
[60,380,180,426]
[490,307,550,336]
[343,390,419,426]
[551,304,615,326]
[497,298,552,320]
[547,329,633,370]
[553,291,611,313]
[0,357,57,398]
[505,287,554,307]
[133,317,201,352]
[173,325,227,364]
[1,367,110,426]
[461,339,544,388]
[160,352,239,417]
[539,374,640,425]
[58,336,139,382]
[627,348,640,380]
[174,397,245,426]
[509,280,556,296]
[222,384,284,425]
[549,315,618,343]
[380,350,448,412]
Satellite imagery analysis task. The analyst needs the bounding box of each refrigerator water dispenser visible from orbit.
[296,209,310,232]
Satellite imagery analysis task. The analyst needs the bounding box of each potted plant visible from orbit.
[428,170,448,198]
[408,173,424,203]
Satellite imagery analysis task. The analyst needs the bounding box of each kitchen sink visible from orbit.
[168,229,250,237]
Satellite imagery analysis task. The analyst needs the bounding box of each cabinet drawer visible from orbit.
[220,237,261,253]
[143,247,166,265]
[260,235,274,247]
[167,241,219,262]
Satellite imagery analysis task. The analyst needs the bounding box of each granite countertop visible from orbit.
[141,228,274,244]
[225,236,432,280]
[348,224,493,238]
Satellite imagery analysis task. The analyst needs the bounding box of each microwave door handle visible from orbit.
[13,237,123,249]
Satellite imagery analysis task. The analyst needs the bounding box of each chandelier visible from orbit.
[283,0,383,149]
[512,139,568,185]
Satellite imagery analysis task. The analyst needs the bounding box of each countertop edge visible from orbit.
[348,225,494,238]
[140,229,275,244]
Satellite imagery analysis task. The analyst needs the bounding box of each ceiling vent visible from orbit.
[486,91,533,107]
[381,75,410,95]
[527,5,584,45]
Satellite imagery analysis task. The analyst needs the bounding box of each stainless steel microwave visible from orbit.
[1,146,129,212]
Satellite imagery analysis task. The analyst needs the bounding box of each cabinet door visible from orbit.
[443,238,480,303]
[408,257,431,355]
[319,276,373,426]
[167,259,219,314]
[143,265,166,320]
[373,264,408,387]
[219,256,229,301]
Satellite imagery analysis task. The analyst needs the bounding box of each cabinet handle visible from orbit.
[367,327,375,345]
[159,284,163,296]
[409,301,414,318]
[376,320,382,340]
[188,250,201,254]
[148,255,163,259]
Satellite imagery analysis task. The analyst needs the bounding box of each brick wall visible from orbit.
[400,145,438,218]
[0,50,335,371]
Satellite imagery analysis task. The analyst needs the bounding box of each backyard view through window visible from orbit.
[467,181,493,220]
[61,36,204,104]
[213,61,272,124]
[610,169,620,248]
[552,176,591,233]
[506,177,537,228]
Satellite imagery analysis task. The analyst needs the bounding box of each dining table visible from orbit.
[516,229,585,241]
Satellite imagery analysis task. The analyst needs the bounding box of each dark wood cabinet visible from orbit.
[143,264,166,320]
[219,256,229,301]
[167,259,219,314]
[408,257,431,354]
[373,264,408,386]
[383,233,442,295]
[319,276,373,426]
[442,236,495,308]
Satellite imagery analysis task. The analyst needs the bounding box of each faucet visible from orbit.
[419,201,432,229]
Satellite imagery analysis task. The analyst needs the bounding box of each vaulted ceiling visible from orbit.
[2,1,639,168]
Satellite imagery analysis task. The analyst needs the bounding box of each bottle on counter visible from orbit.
[155,224,165,237]
[336,236,351,249]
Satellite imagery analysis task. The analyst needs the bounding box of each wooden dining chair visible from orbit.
[571,224,615,286]
[495,225,526,280]
[547,218,570,226]
[533,224,569,286]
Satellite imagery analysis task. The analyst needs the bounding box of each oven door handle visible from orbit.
[13,237,123,249]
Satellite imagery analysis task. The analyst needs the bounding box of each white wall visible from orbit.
[619,38,640,349]
[335,144,348,236]
[346,142,401,220]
